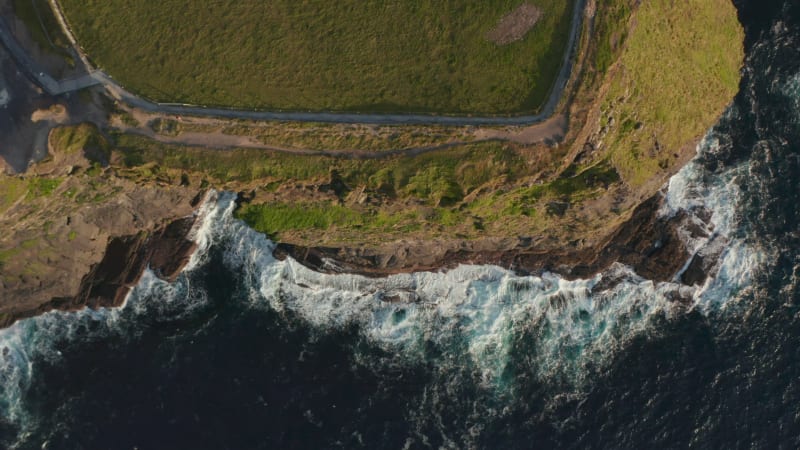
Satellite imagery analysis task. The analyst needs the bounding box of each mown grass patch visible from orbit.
[60,0,574,114]
[235,201,466,239]
[236,203,364,238]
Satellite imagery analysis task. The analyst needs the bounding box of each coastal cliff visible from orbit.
[0,215,198,328]
[0,0,744,327]
[273,194,708,285]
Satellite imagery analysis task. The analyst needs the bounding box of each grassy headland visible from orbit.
[58,0,573,114]
[101,0,742,246]
[0,0,745,319]
[5,0,743,254]
[599,0,744,187]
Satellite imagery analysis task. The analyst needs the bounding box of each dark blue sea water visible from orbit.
[2,0,800,448]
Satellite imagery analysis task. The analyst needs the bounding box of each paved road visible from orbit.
[4,0,586,126]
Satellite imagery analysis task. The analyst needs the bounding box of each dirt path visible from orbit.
[118,123,508,160]
[0,0,585,159]
[474,113,568,144]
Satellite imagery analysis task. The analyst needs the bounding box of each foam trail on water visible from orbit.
[660,111,767,309]
[785,72,800,118]
[0,192,231,445]
[185,190,237,272]
[223,120,763,386]
[0,305,125,446]
[0,118,771,443]
[662,127,742,243]
[209,212,695,389]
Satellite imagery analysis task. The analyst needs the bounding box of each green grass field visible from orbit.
[59,0,574,114]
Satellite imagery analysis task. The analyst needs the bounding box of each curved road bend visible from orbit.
[5,0,586,126]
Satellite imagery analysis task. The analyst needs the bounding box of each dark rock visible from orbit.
[681,253,708,286]
[275,193,701,286]
[318,170,350,198]
[73,215,198,309]
[3,216,199,327]
[546,201,570,216]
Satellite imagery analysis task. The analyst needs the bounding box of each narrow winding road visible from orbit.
[3,0,586,126]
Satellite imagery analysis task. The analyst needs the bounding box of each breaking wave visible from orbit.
[5,5,800,443]
[0,115,768,446]
[661,121,766,309]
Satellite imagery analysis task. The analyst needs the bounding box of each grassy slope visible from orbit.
[48,123,111,162]
[112,133,619,243]
[601,0,743,186]
[134,117,479,152]
[59,0,573,114]
[114,134,529,200]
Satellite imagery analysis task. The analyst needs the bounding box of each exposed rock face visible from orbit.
[274,193,710,285]
[71,216,197,308]
[0,216,198,328]
[0,188,720,331]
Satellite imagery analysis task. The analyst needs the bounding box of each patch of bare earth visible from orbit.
[486,2,542,45]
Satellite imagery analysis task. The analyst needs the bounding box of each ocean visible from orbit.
[2,0,800,448]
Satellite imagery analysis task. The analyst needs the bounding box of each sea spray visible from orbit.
[0,99,775,450]
[659,107,768,309]
[786,72,800,118]
[0,134,767,442]
[0,191,232,444]
[0,305,126,445]
[2,0,798,446]
[189,194,716,390]
[185,190,237,272]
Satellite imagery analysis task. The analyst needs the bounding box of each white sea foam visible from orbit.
[211,206,695,389]
[662,126,743,241]
[0,192,230,444]
[783,72,800,119]
[185,190,237,271]
[695,240,767,311]
[661,110,767,307]
[0,122,773,441]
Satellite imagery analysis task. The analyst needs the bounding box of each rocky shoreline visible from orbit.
[0,183,722,330]
[0,0,742,330]
[274,191,716,286]
[0,215,199,328]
